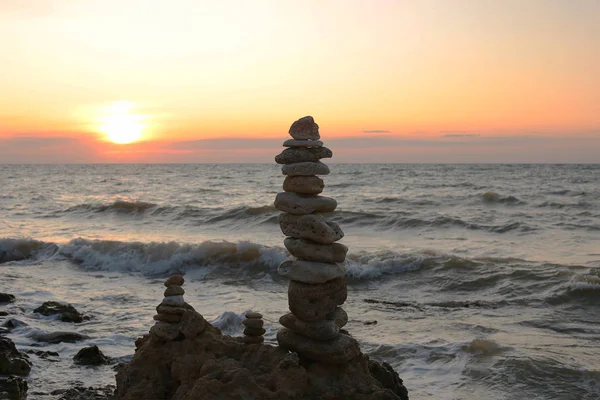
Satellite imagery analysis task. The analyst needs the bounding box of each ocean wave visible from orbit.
[0,238,58,264]
[481,192,525,205]
[62,200,158,214]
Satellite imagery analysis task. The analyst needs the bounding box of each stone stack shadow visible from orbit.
[275,116,360,364]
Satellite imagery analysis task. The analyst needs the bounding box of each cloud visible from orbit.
[362,130,391,134]
[442,133,480,138]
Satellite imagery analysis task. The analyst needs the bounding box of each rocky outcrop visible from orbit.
[74,346,111,366]
[34,301,88,323]
[116,321,408,400]
[0,337,31,376]
[0,375,28,400]
[0,293,15,304]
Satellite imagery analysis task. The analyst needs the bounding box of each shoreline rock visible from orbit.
[34,301,87,323]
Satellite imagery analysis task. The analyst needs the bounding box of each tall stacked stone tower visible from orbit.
[275,116,360,363]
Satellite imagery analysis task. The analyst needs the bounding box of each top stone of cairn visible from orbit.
[289,116,320,141]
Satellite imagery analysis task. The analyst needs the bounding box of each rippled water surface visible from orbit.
[1,164,599,399]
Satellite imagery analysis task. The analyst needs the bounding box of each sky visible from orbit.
[1,0,599,163]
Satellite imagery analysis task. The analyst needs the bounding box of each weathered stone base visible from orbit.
[277,328,360,364]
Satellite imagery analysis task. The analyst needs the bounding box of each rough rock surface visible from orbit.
[279,313,340,341]
[54,385,115,400]
[73,345,111,366]
[0,375,28,400]
[288,278,348,321]
[275,147,333,165]
[0,337,31,376]
[283,139,323,148]
[31,331,89,344]
[164,275,184,286]
[282,162,330,177]
[34,301,87,323]
[279,213,344,244]
[284,237,348,263]
[178,310,206,339]
[278,259,346,284]
[275,192,337,215]
[115,321,408,400]
[289,116,320,140]
[277,328,360,364]
[0,293,16,303]
[283,175,324,195]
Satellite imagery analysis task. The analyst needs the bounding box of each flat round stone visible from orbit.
[244,327,266,336]
[277,328,360,364]
[279,213,344,244]
[245,311,263,319]
[282,162,330,177]
[284,237,348,263]
[278,258,346,284]
[153,313,182,323]
[325,307,348,329]
[283,175,324,195]
[288,277,347,321]
[164,285,185,297]
[161,295,185,307]
[149,321,181,341]
[283,139,323,148]
[164,275,184,287]
[275,147,332,165]
[179,310,206,339]
[242,318,264,328]
[274,192,337,215]
[289,116,320,141]
[156,305,187,315]
[279,312,339,341]
[243,335,264,344]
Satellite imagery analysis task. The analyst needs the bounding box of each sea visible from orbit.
[1,163,599,400]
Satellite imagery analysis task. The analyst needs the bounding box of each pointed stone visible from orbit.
[279,213,344,244]
[284,237,348,263]
[289,116,320,140]
[283,175,324,195]
[283,139,323,148]
[282,162,330,177]
[278,258,346,284]
[274,192,337,215]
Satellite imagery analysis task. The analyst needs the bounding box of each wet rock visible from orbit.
[55,385,115,400]
[283,175,325,195]
[277,328,361,364]
[288,278,348,321]
[283,139,323,148]
[73,346,111,366]
[2,319,27,330]
[0,337,31,376]
[0,311,8,316]
[156,304,187,315]
[163,285,184,297]
[282,161,330,176]
[284,237,348,263]
[31,331,89,344]
[26,349,59,359]
[0,293,15,303]
[275,147,333,165]
[274,192,337,215]
[368,359,409,400]
[0,375,28,400]
[289,116,320,140]
[278,258,346,284]
[34,301,87,323]
[279,213,344,244]
[0,327,8,335]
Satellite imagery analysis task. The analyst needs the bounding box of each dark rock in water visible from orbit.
[26,349,59,360]
[0,375,28,400]
[31,331,89,344]
[368,359,409,400]
[2,319,27,330]
[0,337,32,376]
[0,293,15,303]
[116,320,409,400]
[0,327,9,335]
[54,385,115,400]
[34,301,87,323]
[74,346,110,366]
[0,311,9,316]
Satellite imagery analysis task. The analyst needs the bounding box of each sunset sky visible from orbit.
[1,0,599,163]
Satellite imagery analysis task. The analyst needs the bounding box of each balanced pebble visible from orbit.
[245,312,263,319]
[162,295,185,307]
[164,275,184,287]
[164,285,185,297]
[242,318,264,328]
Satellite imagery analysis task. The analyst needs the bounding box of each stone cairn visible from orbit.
[149,275,206,341]
[242,311,265,344]
[275,116,360,364]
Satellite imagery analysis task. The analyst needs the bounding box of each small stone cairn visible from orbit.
[275,116,360,364]
[242,311,265,344]
[149,275,206,341]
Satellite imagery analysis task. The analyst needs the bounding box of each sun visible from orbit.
[100,101,145,144]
